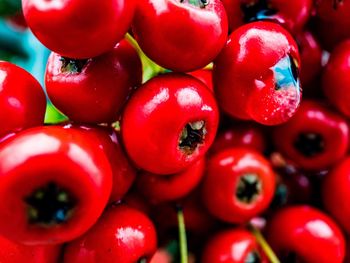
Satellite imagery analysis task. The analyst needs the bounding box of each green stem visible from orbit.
[250,225,280,263]
[177,207,188,263]
[125,33,166,83]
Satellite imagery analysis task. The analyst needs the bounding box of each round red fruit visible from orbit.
[121,73,219,175]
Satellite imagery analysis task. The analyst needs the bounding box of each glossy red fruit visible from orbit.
[22,0,135,59]
[121,73,219,175]
[46,39,142,124]
[322,40,350,117]
[221,0,313,34]
[273,100,349,171]
[297,30,323,88]
[202,147,276,224]
[322,157,350,235]
[266,205,346,263]
[314,0,350,50]
[132,0,228,72]
[214,21,301,125]
[64,124,136,203]
[136,157,205,204]
[63,205,157,263]
[0,61,46,139]
[188,69,214,91]
[202,228,267,263]
[210,123,266,154]
[0,235,60,263]
[0,126,112,245]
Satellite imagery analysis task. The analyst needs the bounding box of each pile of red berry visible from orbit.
[1,0,350,262]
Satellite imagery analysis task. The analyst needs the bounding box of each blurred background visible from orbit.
[0,0,66,123]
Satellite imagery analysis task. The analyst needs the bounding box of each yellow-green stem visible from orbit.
[250,225,280,263]
[177,207,188,263]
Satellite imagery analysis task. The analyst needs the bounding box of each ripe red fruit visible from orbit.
[202,228,267,263]
[221,0,313,34]
[210,123,266,154]
[314,0,350,50]
[121,73,219,175]
[45,39,142,124]
[322,156,350,235]
[214,21,301,125]
[132,0,228,72]
[297,30,323,89]
[273,100,349,171]
[63,124,136,203]
[136,157,205,204]
[63,205,157,263]
[0,126,112,245]
[0,61,46,139]
[22,0,135,58]
[202,147,276,224]
[0,235,60,263]
[266,205,346,263]
[322,40,350,117]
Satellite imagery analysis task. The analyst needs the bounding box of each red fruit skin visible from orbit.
[22,0,135,59]
[266,206,346,263]
[273,100,349,171]
[322,157,350,235]
[314,0,350,51]
[221,0,312,34]
[46,39,142,124]
[64,124,136,203]
[0,235,60,263]
[188,69,214,91]
[202,229,267,263]
[220,0,244,32]
[63,205,157,263]
[0,61,46,139]
[202,147,276,224]
[121,73,219,175]
[214,21,301,125]
[136,157,205,204]
[322,40,350,118]
[0,126,112,245]
[210,124,266,154]
[132,0,228,72]
[297,30,323,88]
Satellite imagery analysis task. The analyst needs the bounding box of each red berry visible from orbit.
[45,39,142,124]
[273,100,349,171]
[121,73,219,175]
[22,0,135,58]
[214,21,301,125]
[266,205,346,263]
[0,61,46,139]
[132,0,228,72]
[202,147,276,224]
[63,205,157,263]
[136,157,205,204]
[202,228,267,263]
[0,126,112,245]
[322,40,350,117]
[322,156,350,235]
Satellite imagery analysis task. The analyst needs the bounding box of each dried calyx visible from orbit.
[25,182,76,226]
[179,0,209,8]
[236,173,262,204]
[60,57,88,73]
[179,120,206,155]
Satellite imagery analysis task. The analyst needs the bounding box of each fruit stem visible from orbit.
[249,224,280,263]
[125,33,166,83]
[177,206,188,263]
